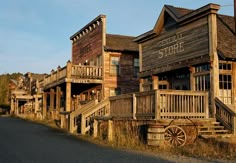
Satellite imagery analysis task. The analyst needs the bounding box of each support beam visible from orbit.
[66,82,71,112]
[108,120,113,141]
[42,92,47,119]
[208,13,219,117]
[152,75,158,90]
[56,86,61,118]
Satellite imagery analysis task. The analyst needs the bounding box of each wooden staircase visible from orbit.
[69,99,110,134]
[198,119,232,138]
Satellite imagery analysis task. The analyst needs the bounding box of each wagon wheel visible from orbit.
[164,125,187,147]
[168,117,198,144]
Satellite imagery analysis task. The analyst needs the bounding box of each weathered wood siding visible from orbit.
[72,22,103,65]
[103,51,139,98]
[142,17,209,73]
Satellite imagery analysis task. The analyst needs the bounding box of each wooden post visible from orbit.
[139,79,144,92]
[208,12,219,117]
[66,60,72,78]
[233,116,236,135]
[16,100,19,115]
[189,66,195,91]
[108,120,113,141]
[155,90,160,120]
[50,88,55,118]
[93,119,98,138]
[60,115,65,128]
[205,92,209,118]
[10,96,14,114]
[34,95,39,114]
[66,82,71,112]
[81,115,86,135]
[232,62,236,110]
[56,86,61,118]
[132,94,137,120]
[42,92,47,119]
[152,75,158,90]
[69,113,73,133]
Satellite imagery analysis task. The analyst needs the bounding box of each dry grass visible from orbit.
[16,115,236,160]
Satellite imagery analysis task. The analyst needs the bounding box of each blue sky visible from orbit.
[0,0,234,74]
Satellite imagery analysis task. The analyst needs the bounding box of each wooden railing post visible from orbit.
[93,119,98,138]
[66,60,72,79]
[108,120,113,141]
[155,90,160,120]
[69,113,74,133]
[205,92,209,118]
[233,116,236,135]
[81,115,86,135]
[132,94,136,120]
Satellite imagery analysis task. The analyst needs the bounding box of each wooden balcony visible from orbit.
[43,61,103,90]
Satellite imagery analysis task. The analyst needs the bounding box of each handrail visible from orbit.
[215,97,236,134]
[82,98,110,134]
[69,99,110,134]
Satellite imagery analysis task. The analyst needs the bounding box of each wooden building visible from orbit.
[41,15,139,129]
[10,73,44,116]
[134,3,236,119]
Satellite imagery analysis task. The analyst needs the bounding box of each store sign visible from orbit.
[157,33,184,59]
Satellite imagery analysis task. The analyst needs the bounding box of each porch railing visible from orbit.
[43,61,103,86]
[110,90,209,120]
[215,97,236,134]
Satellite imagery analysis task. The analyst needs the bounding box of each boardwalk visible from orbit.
[0,116,170,163]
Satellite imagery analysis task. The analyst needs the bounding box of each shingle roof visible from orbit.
[105,34,138,52]
[217,15,236,59]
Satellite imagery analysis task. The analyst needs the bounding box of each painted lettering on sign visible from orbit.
[158,33,184,59]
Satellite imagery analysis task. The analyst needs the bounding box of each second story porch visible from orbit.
[42,61,103,90]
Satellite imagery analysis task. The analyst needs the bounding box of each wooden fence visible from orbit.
[110,90,209,120]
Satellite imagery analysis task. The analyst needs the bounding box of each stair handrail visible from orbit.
[81,98,110,134]
[69,100,98,133]
[215,97,236,135]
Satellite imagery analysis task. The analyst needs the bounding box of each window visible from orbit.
[133,58,139,77]
[110,56,120,75]
[194,64,210,91]
[219,61,233,104]
[97,55,102,66]
[110,88,121,96]
[219,62,232,70]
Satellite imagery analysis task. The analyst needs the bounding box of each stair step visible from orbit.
[198,129,229,134]
[198,126,225,130]
[211,121,221,125]
[199,134,234,139]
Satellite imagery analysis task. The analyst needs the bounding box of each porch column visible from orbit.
[66,82,71,112]
[189,66,195,91]
[35,95,39,114]
[56,86,61,116]
[42,92,47,119]
[50,88,55,118]
[233,62,236,109]
[140,79,144,92]
[10,97,14,114]
[16,99,19,115]
[152,75,159,90]
[208,13,219,117]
